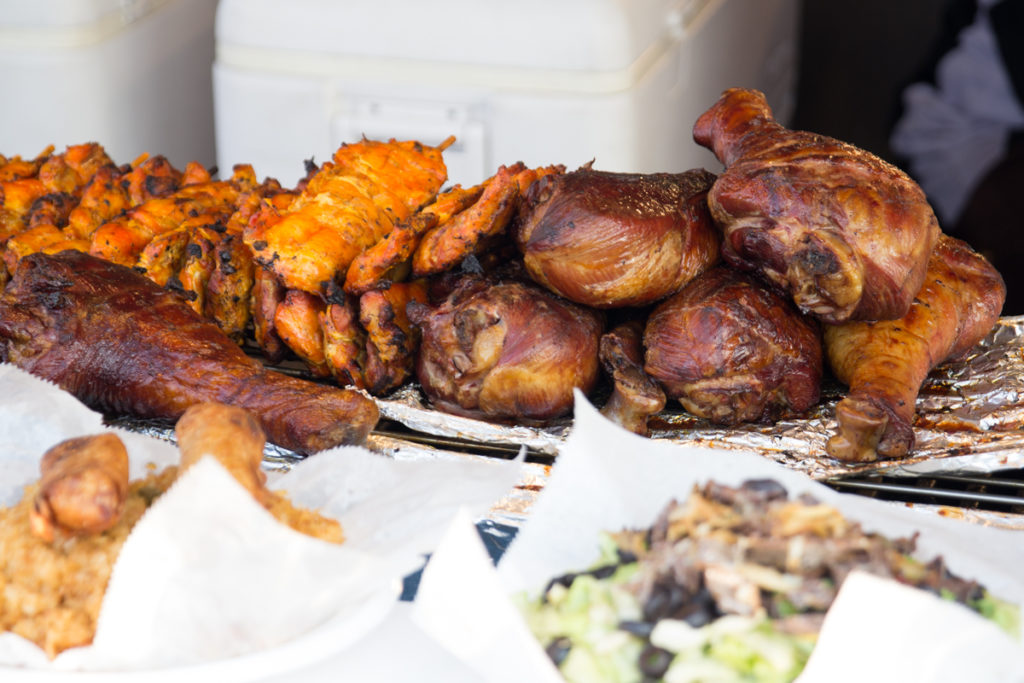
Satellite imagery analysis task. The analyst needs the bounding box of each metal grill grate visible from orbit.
[827,471,1024,514]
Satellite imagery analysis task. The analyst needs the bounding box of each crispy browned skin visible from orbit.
[175,402,269,503]
[29,433,130,543]
[693,88,940,324]
[824,234,1005,462]
[360,280,429,395]
[514,166,719,308]
[245,138,450,294]
[413,165,523,277]
[599,320,666,436]
[0,251,379,454]
[644,266,822,425]
[409,275,603,421]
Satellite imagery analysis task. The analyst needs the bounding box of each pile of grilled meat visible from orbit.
[0,88,1006,461]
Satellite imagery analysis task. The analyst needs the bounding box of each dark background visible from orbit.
[791,0,1024,314]
[791,0,949,164]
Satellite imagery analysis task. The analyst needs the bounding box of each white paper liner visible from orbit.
[413,389,1024,682]
[0,364,521,677]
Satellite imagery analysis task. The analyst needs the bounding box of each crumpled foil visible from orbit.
[112,316,1024,527]
[375,316,1024,481]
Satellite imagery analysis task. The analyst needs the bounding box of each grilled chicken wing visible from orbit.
[824,234,1005,461]
[0,250,379,454]
[693,88,940,323]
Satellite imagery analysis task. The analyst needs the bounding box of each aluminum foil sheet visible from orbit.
[109,316,1024,528]
[374,316,1024,482]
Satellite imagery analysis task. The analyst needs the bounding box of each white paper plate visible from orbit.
[0,579,400,683]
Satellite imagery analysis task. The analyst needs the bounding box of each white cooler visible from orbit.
[214,0,800,188]
[0,0,217,168]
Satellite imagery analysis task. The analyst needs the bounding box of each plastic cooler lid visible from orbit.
[216,0,698,92]
[0,0,168,46]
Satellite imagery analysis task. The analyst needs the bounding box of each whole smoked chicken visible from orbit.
[644,266,822,425]
[409,275,603,421]
[0,250,378,454]
[693,88,940,323]
[824,234,1005,462]
[513,166,719,308]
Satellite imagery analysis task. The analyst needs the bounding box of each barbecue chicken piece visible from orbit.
[29,433,130,543]
[344,212,438,295]
[251,266,288,363]
[693,88,941,324]
[513,165,719,308]
[360,280,429,395]
[36,143,115,196]
[205,232,256,343]
[644,266,822,425]
[89,169,243,266]
[409,275,603,421]
[0,146,53,182]
[599,320,666,436]
[175,402,269,504]
[412,164,523,277]
[244,137,451,294]
[321,294,366,388]
[0,251,379,454]
[65,165,132,240]
[122,154,184,206]
[274,288,331,378]
[824,234,1005,462]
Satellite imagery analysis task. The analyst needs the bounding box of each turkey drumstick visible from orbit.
[0,250,379,454]
[693,88,940,324]
[824,234,1005,462]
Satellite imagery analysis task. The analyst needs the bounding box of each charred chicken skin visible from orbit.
[693,88,940,324]
[824,234,1005,462]
[409,275,603,422]
[644,266,823,425]
[0,251,378,454]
